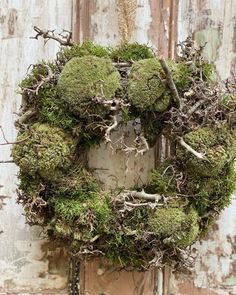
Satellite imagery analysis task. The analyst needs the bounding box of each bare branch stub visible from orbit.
[159,58,182,109]
[31,26,73,46]
[0,160,14,164]
[178,136,207,160]
[0,124,29,146]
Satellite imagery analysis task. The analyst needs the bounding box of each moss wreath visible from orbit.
[12,30,236,271]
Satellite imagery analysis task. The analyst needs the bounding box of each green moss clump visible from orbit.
[148,207,199,248]
[128,58,170,112]
[105,234,152,268]
[12,123,77,180]
[110,43,154,62]
[175,208,199,248]
[19,62,79,130]
[167,60,192,89]
[187,162,236,216]
[37,83,79,130]
[58,40,110,62]
[148,207,185,236]
[47,169,112,242]
[57,56,121,116]
[148,162,178,196]
[128,59,191,112]
[177,126,236,176]
[17,172,49,225]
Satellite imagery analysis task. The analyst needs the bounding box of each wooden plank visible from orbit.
[0,1,73,293]
[73,1,179,294]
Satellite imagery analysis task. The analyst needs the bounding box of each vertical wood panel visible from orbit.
[0,1,73,294]
[74,1,179,294]
[171,1,236,295]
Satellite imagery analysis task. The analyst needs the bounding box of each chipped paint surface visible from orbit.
[174,1,236,294]
[0,0,72,294]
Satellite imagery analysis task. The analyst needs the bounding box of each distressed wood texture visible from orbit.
[172,2,236,295]
[0,1,73,294]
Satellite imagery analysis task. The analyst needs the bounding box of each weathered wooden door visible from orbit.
[0,1,236,295]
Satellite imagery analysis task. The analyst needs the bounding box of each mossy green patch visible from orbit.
[187,162,236,216]
[177,125,236,176]
[128,58,191,111]
[12,123,77,180]
[148,207,199,248]
[148,162,178,196]
[57,56,121,116]
[110,42,154,62]
[58,40,110,62]
[148,207,185,236]
[128,58,170,112]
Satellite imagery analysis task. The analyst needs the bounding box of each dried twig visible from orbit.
[118,189,162,202]
[178,137,206,160]
[31,26,73,46]
[21,64,54,96]
[0,125,29,145]
[187,99,205,116]
[15,109,36,126]
[93,97,130,111]
[122,134,150,156]
[159,58,182,109]
[0,160,14,164]
[105,115,118,143]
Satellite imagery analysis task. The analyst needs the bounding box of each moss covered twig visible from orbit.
[32,26,73,46]
[21,64,54,96]
[159,58,182,109]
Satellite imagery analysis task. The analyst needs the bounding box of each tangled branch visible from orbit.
[21,64,54,96]
[31,26,73,46]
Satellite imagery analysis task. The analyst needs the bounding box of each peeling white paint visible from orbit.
[132,0,152,45]
[0,1,72,293]
[176,1,236,294]
[90,0,119,46]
